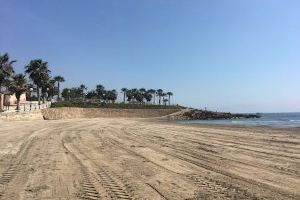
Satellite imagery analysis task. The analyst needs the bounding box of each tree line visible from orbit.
[0,53,65,110]
[1,52,174,111]
[62,85,173,105]
[121,88,173,105]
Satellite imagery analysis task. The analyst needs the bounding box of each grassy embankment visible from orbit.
[51,101,180,109]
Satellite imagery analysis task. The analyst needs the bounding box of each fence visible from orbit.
[2,101,52,113]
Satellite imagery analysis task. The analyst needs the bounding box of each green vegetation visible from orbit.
[1,52,175,111]
[62,85,174,106]
[0,52,65,111]
[53,76,65,101]
[25,59,51,105]
[0,53,15,111]
[51,101,179,109]
[8,74,27,110]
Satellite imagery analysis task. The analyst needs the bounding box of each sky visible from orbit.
[1,0,300,113]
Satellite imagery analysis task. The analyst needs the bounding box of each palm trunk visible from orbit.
[123,93,126,103]
[0,93,4,111]
[16,99,20,110]
[57,82,60,101]
[168,95,170,106]
[0,83,3,111]
[42,92,45,103]
[37,86,41,105]
[51,90,54,101]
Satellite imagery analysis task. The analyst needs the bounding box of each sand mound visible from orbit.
[41,107,180,120]
[0,110,44,121]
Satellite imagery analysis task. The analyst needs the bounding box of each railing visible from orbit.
[2,101,52,112]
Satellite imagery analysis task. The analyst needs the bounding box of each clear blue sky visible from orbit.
[1,0,299,113]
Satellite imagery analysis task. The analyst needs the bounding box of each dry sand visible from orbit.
[0,118,299,199]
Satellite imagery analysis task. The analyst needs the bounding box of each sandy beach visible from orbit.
[0,118,299,199]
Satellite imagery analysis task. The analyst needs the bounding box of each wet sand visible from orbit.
[0,118,299,199]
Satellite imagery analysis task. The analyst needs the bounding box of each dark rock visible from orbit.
[172,109,260,120]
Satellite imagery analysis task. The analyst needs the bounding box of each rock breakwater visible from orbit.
[169,109,260,120]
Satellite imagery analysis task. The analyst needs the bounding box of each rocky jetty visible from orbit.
[169,109,260,120]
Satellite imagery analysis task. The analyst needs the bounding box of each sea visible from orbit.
[180,112,300,128]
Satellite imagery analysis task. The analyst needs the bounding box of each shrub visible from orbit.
[51,101,179,109]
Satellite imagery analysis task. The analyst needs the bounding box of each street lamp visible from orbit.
[46,88,49,107]
[29,88,33,111]
[68,89,71,101]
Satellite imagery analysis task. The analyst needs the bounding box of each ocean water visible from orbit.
[180,113,300,128]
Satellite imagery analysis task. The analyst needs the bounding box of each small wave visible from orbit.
[231,121,242,123]
[290,120,300,122]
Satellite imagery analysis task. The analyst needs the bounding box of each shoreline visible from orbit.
[155,117,300,133]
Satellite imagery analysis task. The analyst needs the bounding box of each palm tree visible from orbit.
[131,88,139,103]
[125,89,134,103]
[26,83,35,100]
[135,91,144,104]
[79,84,87,99]
[0,53,15,111]
[139,88,146,93]
[156,89,163,105]
[166,92,173,106]
[162,93,167,105]
[121,88,127,103]
[40,72,51,103]
[85,90,97,100]
[106,89,118,103]
[9,74,27,110]
[163,98,168,106]
[96,84,105,101]
[53,75,65,101]
[47,79,56,101]
[147,89,156,104]
[139,88,146,103]
[144,92,152,104]
[25,59,51,105]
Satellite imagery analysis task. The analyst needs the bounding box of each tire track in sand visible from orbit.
[62,139,101,200]
[187,174,263,200]
[96,167,132,200]
[68,130,136,200]
[117,127,268,200]
[0,135,37,199]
